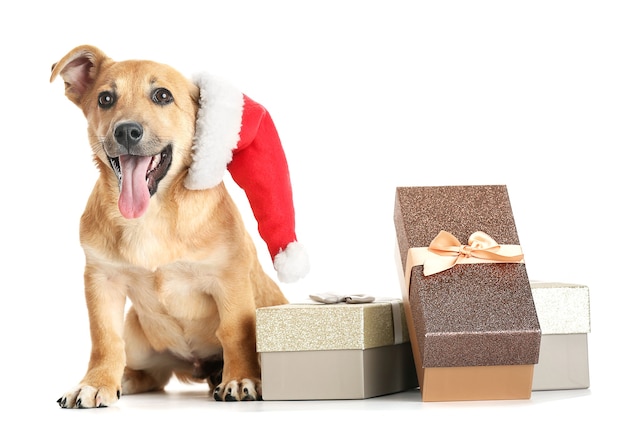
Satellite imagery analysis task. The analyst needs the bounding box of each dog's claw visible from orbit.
[241,385,259,401]
[57,384,119,408]
[213,379,260,401]
[224,386,236,401]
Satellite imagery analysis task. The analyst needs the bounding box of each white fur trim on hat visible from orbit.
[273,241,310,283]
[185,73,244,190]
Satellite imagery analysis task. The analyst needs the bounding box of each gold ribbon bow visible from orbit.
[407,230,524,277]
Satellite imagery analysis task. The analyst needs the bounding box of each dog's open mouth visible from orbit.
[108,144,173,219]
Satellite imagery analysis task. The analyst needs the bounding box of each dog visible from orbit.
[50,45,294,407]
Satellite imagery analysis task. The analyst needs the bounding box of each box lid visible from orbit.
[256,300,410,352]
[530,281,591,334]
[394,185,542,368]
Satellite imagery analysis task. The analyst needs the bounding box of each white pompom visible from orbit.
[273,241,310,283]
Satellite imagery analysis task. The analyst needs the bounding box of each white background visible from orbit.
[1,1,622,437]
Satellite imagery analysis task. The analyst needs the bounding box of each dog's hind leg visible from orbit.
[122,367,172,394]
[121,307,178,394]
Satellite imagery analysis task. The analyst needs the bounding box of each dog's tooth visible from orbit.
[147,153,162,173]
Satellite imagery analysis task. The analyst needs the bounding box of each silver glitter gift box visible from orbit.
[394,185,542,402]
[256,300,417,400]
[530,281,591,391]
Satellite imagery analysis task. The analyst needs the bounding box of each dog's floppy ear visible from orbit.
[50,45,111,106]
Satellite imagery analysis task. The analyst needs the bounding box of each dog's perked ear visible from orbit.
[49,45,111,107]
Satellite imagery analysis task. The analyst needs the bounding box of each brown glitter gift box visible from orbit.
[256,299,417,400]
[394,185,541,402]
[530,282,591,391]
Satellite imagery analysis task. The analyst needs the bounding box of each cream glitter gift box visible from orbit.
[530,282,591,391]
[256,297,417,400]
[394,185,542,402]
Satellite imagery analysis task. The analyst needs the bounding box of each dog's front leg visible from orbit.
[57,265,127,408]
[212,283,262,401]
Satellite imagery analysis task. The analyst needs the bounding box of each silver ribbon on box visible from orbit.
[309,293,404,345]
[309,293,375,304]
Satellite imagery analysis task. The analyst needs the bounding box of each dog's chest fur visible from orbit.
[81,190,233,359]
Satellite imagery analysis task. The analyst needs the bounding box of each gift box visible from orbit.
[256,299,417,400]
[394,185,542,402]
[530,281,591,390]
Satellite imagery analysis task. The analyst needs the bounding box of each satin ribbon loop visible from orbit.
[423,230,524,276]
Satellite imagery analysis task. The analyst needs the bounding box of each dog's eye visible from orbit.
[152,88,173,105]
[98,91,116,109]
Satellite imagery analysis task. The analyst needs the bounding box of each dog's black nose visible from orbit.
[114,122,143,149]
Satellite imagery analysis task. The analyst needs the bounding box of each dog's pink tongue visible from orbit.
[118,155,151,219]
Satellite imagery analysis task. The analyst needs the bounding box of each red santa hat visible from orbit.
[185,73,309,283]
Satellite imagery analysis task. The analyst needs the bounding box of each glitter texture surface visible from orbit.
[256,301,410,352]
[394,185,541,368]
[530,282,591,334]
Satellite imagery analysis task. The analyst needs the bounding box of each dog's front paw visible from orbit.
[213,378,261,401]
[57,384,121,409]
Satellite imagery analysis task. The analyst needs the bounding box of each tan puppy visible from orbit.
[50,45,289,407]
